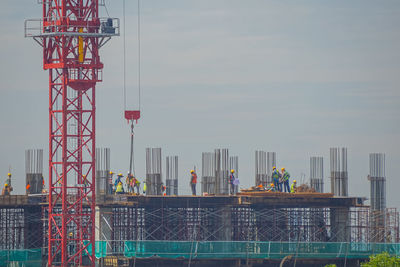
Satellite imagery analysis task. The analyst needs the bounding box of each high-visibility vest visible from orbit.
[272,170,280,179]
[282,171,290,181]
[116,183,123,193]
[143,183,147,192]
[290,183,296,193]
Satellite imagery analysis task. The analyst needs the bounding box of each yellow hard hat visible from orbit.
[109,171,113,175]
[270,183,274,187]
[190,170,194,173]
[69,232,73,237]
[230,169,235,173]
[281,167,285,171]
[293,180,297,183]
[272,166,276,170]
[83,175,86,178]
[7,173,11,176]
[118,173,123,176]
[118,182,122,185]
[5,183,8,187]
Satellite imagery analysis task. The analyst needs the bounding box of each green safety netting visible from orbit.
[0,249,42,266]
[2,242,400,264]
[122,241,400,259]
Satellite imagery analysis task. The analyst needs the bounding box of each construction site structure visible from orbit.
[96,148,111,198]
[0,193,399,266]
[166,156,178,195]
[369,153,387,243]
[330,147,348,196]
[24,0,119,264]
[25,149,44,194]
[201,149,239,195]
[310,156,324,193]
[146,148,162,195]
[255,150,276,187]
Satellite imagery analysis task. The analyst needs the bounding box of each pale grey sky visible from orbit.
[0,1,399,208]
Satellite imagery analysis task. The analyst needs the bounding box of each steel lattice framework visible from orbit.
[25,0,119,265]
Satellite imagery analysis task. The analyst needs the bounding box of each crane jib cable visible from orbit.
[123,0,142,176]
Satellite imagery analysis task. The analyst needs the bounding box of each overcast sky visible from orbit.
[0,1,399,208]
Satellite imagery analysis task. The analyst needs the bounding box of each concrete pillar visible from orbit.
[330,207,350,242]
[217,206,232,240]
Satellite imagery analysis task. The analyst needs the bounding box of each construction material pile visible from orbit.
[295,184,316,193]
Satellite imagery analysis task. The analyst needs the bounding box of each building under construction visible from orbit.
[0,148,399,266]
[2,0,396,266]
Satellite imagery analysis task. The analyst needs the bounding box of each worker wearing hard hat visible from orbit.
[267,183,276,192]
[229,169,235,195]
[281,167,291,193]
[271,167,281,192]
[2,183,11,196]
[290,180,297,193]
[190,170,197,196]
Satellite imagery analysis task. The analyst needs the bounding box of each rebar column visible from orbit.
[25,149,44,194]
[96,148,110,197]
[368,153,386,242]
[330,147,348,196]
[310,156,324,193]
[255,150,266,186]
[202,152,215,194]
[215,149,229,195]
[146,148,162,195]
[255,151,276,187]
[166,156,178,195]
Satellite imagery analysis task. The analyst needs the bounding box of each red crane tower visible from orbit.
[25,1,119,265]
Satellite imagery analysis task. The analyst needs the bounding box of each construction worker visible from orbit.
[281,167,291,193]
[134,178,141,194]
[267,183,276,192]
[2,184,10,195]
[271,166,281,192]
[115,181,124,194]
[143,181,147,195]
[190,170,197,196]
[4,173,13,194]
[82,175,89,193]
[290,180,297,193]
[126,173,133,193]
[26,183,31,194]
[229,169,235,195]
[108,171,114,194]
[161,182,166,196]
[115,173,123,191]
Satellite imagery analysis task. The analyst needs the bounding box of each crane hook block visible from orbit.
[125,110,141,123]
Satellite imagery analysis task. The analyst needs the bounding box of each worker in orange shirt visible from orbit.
[190,170,197,196]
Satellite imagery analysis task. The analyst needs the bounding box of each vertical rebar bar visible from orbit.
[368,153,386,242]
[310,156,324,193]
[202,152,215,194]
[146,148,162,195]
[330,147,348,196]
[95,148,110,196]
[25,149,44,194]
[166,156,178,195]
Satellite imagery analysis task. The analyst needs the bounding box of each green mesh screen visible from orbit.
[123,241,400,259]
[0,249,42,266]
